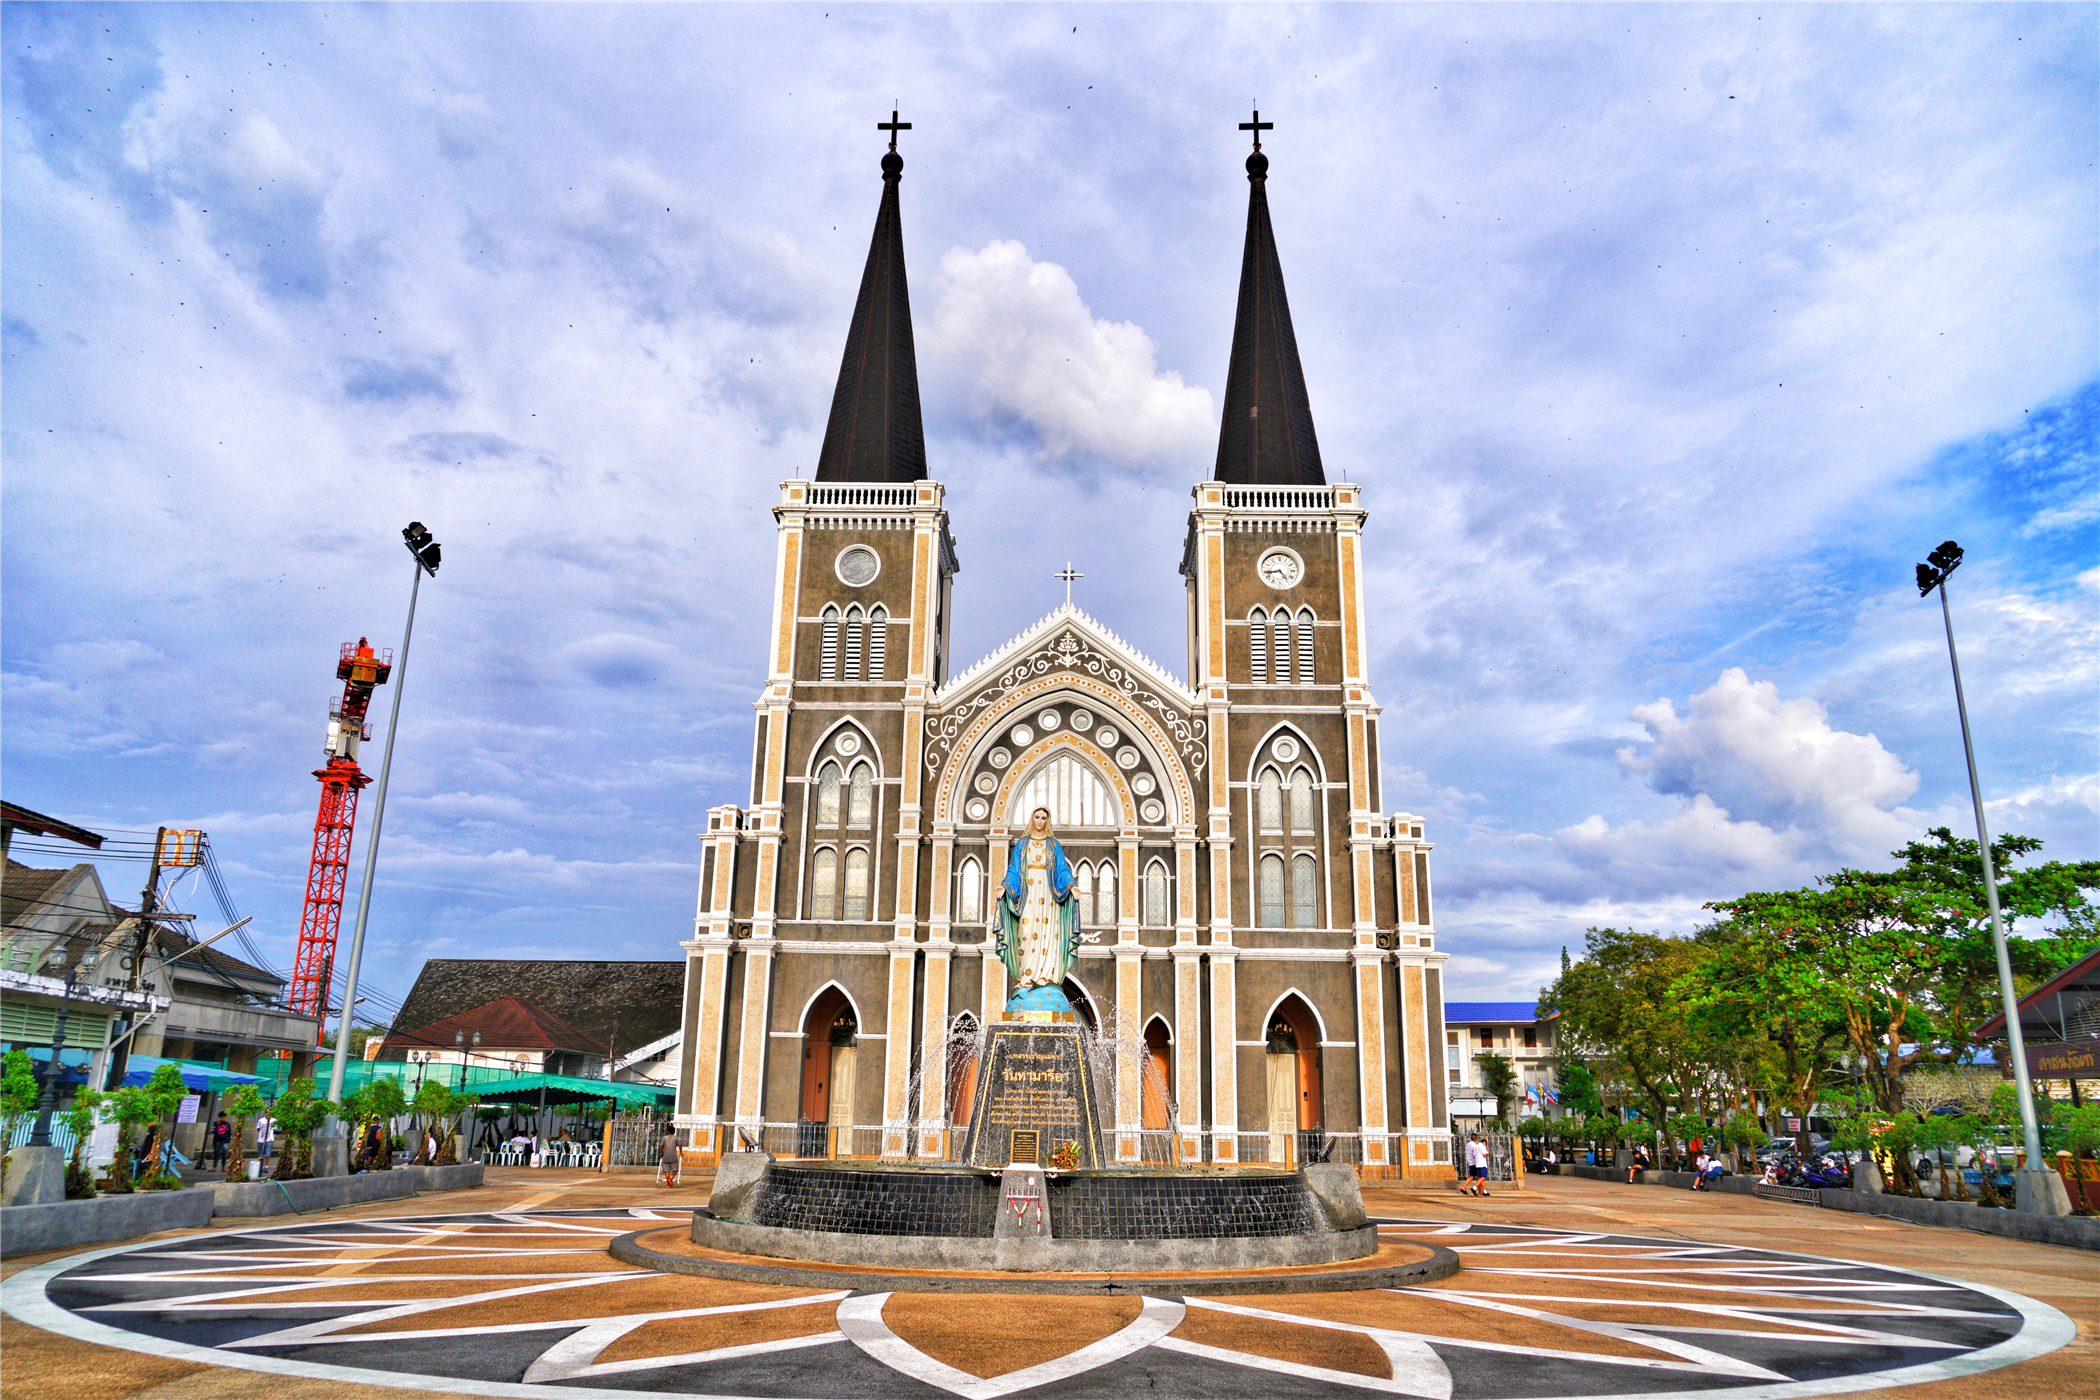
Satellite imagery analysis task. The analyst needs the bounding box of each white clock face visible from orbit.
[1258,549,1302,590]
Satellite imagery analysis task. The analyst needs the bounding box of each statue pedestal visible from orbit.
[960,1022,1104,1171]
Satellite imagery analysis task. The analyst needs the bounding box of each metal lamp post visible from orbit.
[454,1031,479,1091]
[28,947,100,1147]
[1915,540,2055,1212]
[325,523,441,1111]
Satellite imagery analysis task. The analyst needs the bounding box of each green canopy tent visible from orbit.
[463,1074,675,1163]
[468,1073,673,1109]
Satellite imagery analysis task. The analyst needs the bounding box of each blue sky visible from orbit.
[4,3,2094,1033]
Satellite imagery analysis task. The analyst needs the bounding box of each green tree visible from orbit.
[62,1088,103,1199]
[221,1084,265,1183]
[1,1049,40,1190]
[1722,1111,1765,1172]
[1684,908,1851,1160]
[270,1079,333,1180]
[1541,928,1707,1132]
[347,1075,408,1171]
[1554,1059,1604,1118]
[106,1064,187,1192]
[1475,1053,1517,1123]
[408,1081,476,1165]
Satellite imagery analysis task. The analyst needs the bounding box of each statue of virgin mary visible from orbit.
[996,806,1082,1018]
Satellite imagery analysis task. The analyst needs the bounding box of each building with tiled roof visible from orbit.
[379,995,613,1079]
[378,959,684,1081]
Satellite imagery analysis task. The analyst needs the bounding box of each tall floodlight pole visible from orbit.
[1914,540,2053,1212]
[326,523,442,1108]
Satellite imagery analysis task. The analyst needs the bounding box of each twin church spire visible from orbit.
[814,112,928,483]
[812,112,1324,486]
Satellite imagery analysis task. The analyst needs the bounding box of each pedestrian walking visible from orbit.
[255,1112,275,1160]
[209,1112,233,1169]
[658,1126,682,1188]
[1463,1132,1490,1197]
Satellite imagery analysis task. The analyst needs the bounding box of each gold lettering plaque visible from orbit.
[1010,1129,1040,1164]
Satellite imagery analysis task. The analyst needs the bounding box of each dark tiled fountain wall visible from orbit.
[749,1167,999,1237]
[747,1165,1317,1240]
[1049,1172,1316,1239]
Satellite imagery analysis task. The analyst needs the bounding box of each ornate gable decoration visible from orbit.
[926,610,1206,789]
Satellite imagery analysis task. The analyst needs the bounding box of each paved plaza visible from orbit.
[3,1171,2091,1400]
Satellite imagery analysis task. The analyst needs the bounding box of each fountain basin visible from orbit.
[697,1156,1377,1274]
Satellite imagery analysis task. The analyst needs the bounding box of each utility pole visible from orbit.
[105,829,167,1090]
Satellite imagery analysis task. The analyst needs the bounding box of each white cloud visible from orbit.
[1617,667,1919,857]
[928,240,1215,471]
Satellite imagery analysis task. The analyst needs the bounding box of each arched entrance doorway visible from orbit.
[798,988,858,1158]
[944,1013,982,1135]
[1264,995,1323,1165]
[1141,1018,1173,1134]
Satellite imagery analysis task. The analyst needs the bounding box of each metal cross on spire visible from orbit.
[1055,562,1084,608]
[1240,106,1273,151]
[879,107,911,151]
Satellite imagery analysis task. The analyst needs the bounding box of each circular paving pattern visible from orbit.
[4,1211,2072,1399]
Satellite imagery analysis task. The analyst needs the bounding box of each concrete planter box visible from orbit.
[211,1162,482,1216]
[1817,1187,2100,1251]
[1,1186,215,1257]
[211,1171,417,1217]
[397,1163,484,1191]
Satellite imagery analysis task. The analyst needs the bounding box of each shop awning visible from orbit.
[466,1072,673,1108]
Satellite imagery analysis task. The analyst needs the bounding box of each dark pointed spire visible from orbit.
[815,114,927,483]
[1213,112,1324,486]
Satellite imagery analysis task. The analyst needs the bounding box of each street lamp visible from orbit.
[1916,540,2054,1213]
[325,522,441,1110]
[454,1030,480,1091]
[29,946,100,1147]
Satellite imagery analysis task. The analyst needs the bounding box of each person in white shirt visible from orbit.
[254,1114,275,1160]
[1464,1133,1491,1196]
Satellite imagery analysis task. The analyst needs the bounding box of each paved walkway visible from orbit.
[1,1168,2089,1399]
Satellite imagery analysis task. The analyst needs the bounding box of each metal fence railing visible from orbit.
[4,1120,81,1155]
[1452,1130,1519,1181]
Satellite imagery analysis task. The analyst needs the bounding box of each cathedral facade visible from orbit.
[674,130,1453,1176]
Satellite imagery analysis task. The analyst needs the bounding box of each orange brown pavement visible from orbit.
[0,1166,2090,1399]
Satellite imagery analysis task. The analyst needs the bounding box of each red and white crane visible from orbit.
[287,639,391,1019]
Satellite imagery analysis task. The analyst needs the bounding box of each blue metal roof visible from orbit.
[1442,1001,1548,1024]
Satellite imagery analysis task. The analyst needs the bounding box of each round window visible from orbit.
[836,545,880,587]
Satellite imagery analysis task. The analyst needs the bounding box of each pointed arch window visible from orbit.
[1096,860,1117,927]
[847,762,873,827]
[1289,768,1315,834]
[1249,607,1269,683]
[810,848,838,919]
[867,605,888,680]
[819,606,841,681]
[1075,862,1095,926]
[957,856,983,923]
[815,762,842,826]
[843,848,871,920]
[1291,853,1318,929]
[1296,608,1315,683]
[1258,853,1286,928]
[1016,754,1114,828]
[1257,768,1283,831]
[842,606,865,681]
[1144,860,1169,927]
[1272,611,1293,684]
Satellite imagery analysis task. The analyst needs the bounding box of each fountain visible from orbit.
[610,819,1458,1293]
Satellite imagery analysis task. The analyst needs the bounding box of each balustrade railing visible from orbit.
[1221,486,1337,511]
[804,485,920,508]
